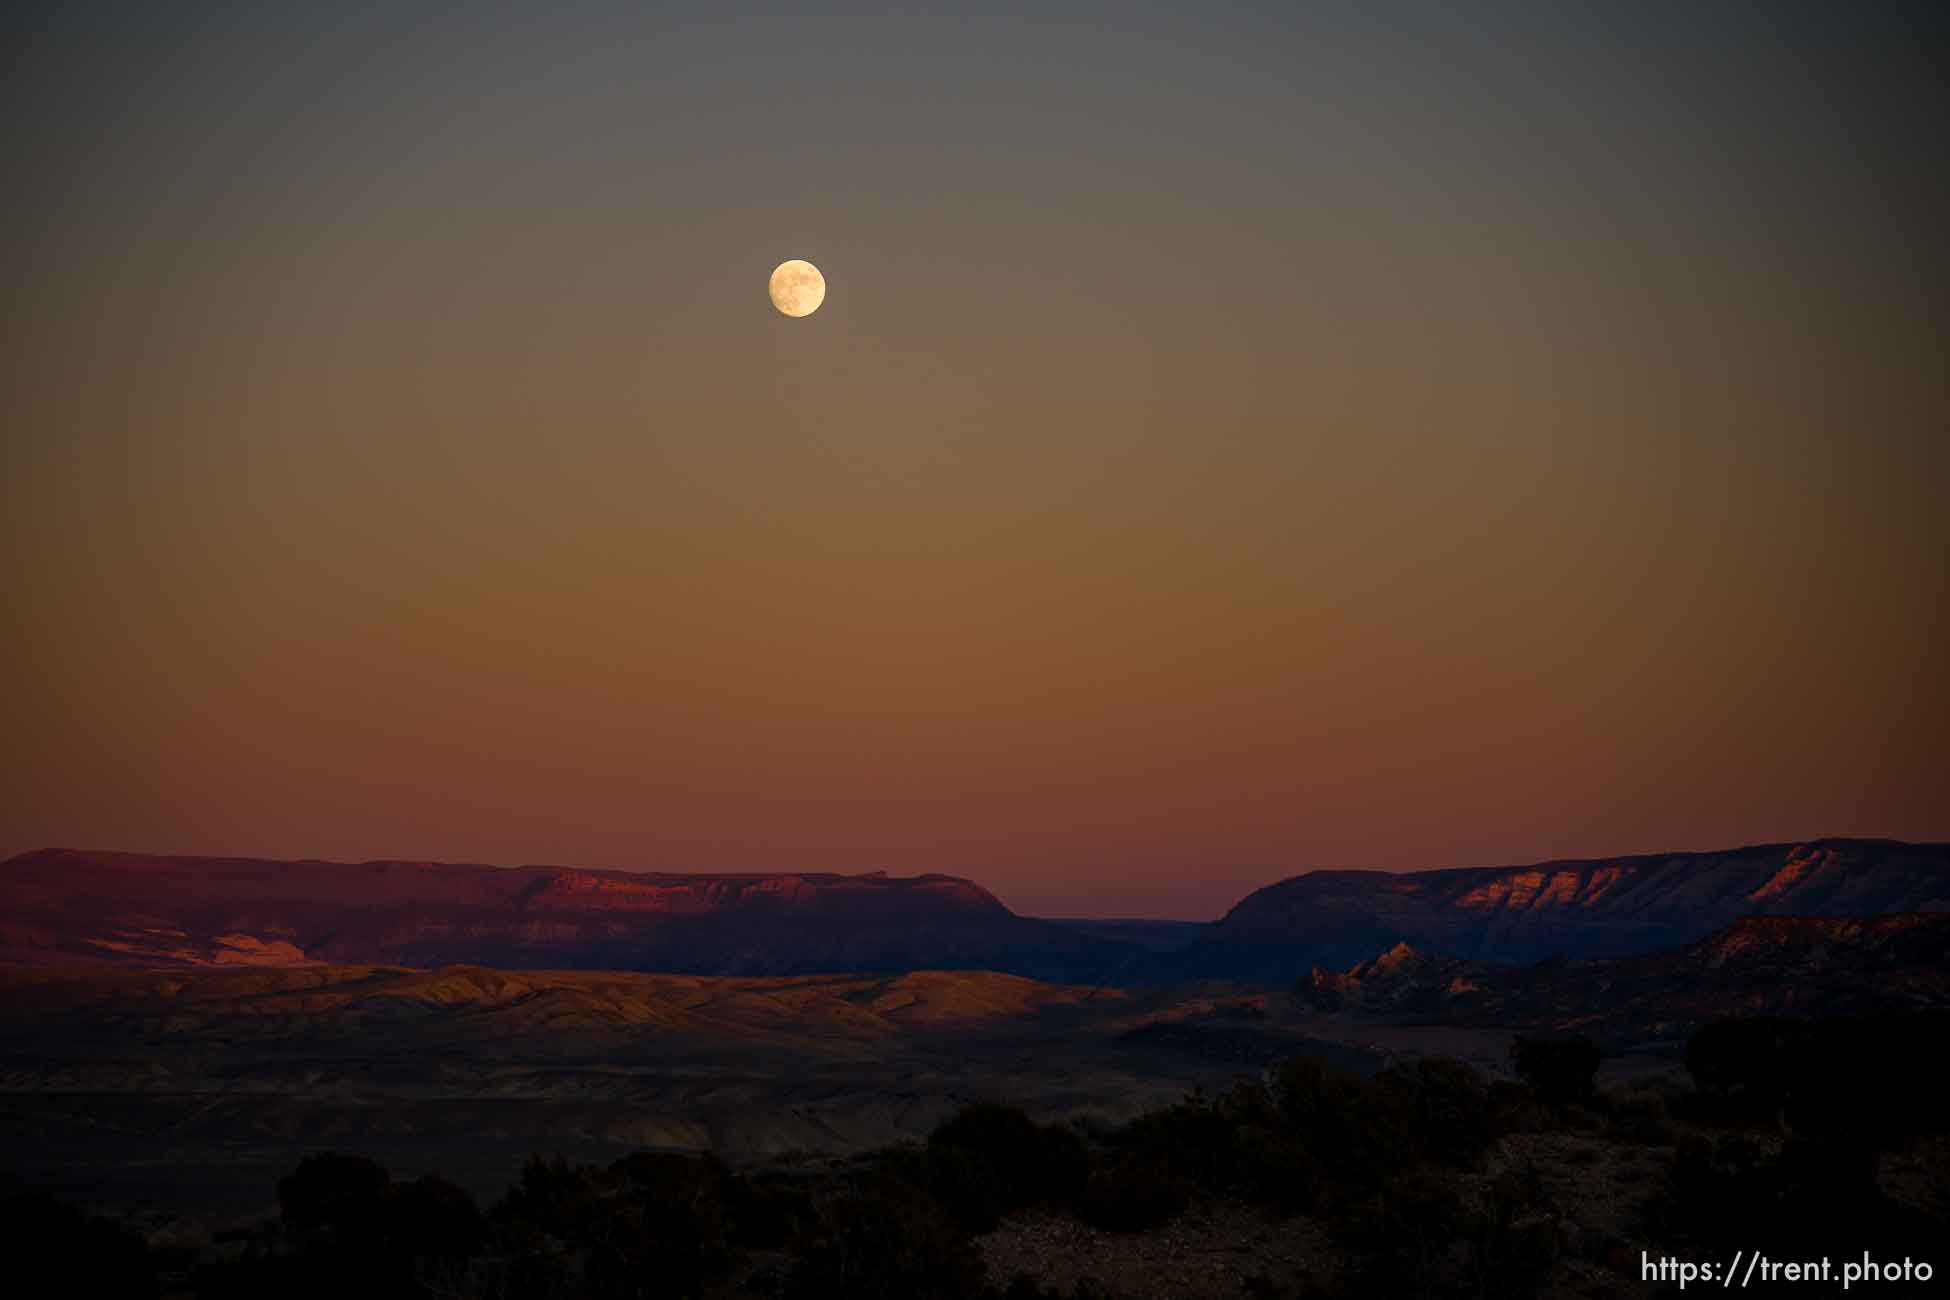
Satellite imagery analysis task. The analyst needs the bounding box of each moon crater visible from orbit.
[769,259,826,317]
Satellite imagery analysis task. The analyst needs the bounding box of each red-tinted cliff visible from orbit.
[0,849,1123,981]
[1171,839,1950,982]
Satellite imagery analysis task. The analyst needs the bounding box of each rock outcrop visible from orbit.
[1295,912,1950,1046]
[1171,839,1950,983]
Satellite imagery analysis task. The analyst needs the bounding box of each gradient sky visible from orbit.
[4,2,1945,918]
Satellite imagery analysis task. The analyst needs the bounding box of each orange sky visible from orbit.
[4,4,1945,916]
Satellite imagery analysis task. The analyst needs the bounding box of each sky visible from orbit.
[3,2,1946,918]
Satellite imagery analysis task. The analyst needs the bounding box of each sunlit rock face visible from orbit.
[1168,839,1950,983]
[0,849,1126,983]
[6,840,1945,987]
[1298,942,1494,1014]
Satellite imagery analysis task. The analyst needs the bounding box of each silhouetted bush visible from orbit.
[786,1171,986,1300]
[728,1168,816,1249]
[1604,1090,1675,1147]
[486,1150,739,1298]
[1509,1033,1599,1107]
[1376,1056,1498,1165]
[1344,1165,1558,1300]
[931,1103,1041,1166]
[1683,1013,1948,1136]
[1684,1016,1804,1113]
[921,1103,1091,1226]
[1030,1122,1092,1209]
[1101,1054,1496,1221]
[85,1017,1950,1300]
[1212,1078,1323,1211]
[892,1141,1011,1234]
[278,1151,392,1240]
[1118,1088,1244,1189]
[1485,1078,1552,1133]
[1274,1056,1421,1184]
[0,1193,157,1299]
[609,1151,734,1282]
[1781,1014,1944,1149]
[389,1173,485,1260]
[1077,1152,1192,1232]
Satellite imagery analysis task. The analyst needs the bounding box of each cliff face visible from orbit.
[1176,839,1950,982]
[0,850,1125,982]
[10,840,1947,986]
[1294,912,1950,1045]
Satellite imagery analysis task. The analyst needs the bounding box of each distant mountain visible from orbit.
[1296,912,1950,1047]
[1167,839,1950,983]
[0,849,1142,983]
[9,840,1946,986]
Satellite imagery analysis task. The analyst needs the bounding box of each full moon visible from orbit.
[768,259,826,317]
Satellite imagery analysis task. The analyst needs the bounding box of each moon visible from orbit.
[768,259,826,317]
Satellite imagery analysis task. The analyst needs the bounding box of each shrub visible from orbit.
[1274,1056,1420,1183]
[1031,1123,1092,1210]
[608,1151,734,1284]
[926,1104,1090,1219]
[1605,1091,1675,1147]
[1781,1014,1943,1149]
[487,1151,739,1299]
[785,1172,985,1300]
[931,1103,1041,1165]
[278,1151,391,1240]
[1099,1055,1494,1219]
[389,1173,485,1260]
[1646,1132,1907,1254]
[0,1193,157,1300]
[1119,1091,1245,1189]
[1345,1167,1558,1300]
[1346,1170,1470,1296]
[1486,1079,1551,1133]
[1471,1165,1562,1298]
[1682,1013,1947,1150]
[896,1142,1010,1234]
[1509,1034,1599,1107]
[1077,1152,1192,1232]
[728,1169,816,1249]
[1377,1056,1498,1165]
[1684,1017,1804,1109]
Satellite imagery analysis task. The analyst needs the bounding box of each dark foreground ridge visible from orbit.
[13,1010,1947,1299]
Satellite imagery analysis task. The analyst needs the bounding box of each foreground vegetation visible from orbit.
[6,1011,1945,1299]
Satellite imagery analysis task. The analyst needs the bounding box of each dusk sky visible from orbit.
[5,2,1945,918]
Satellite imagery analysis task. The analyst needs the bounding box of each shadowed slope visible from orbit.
[1170,838,1950,983]
[0,963,1235,1209]
[0,850,1138,983]
[1297,912,1950,1046]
